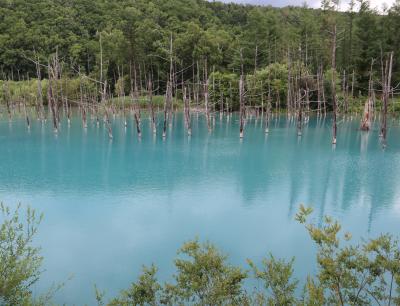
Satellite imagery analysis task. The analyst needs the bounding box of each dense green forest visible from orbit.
[1,0,399,92]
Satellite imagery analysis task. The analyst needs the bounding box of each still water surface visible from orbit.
[1,112,400,304]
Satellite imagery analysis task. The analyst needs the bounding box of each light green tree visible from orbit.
[0,203,43,305]
[296,204,400,305]
[248,255,298,306]
[161,239,249,305]
[107,265,161,306]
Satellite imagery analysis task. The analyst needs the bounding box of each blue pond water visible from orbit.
[1,112,400,304]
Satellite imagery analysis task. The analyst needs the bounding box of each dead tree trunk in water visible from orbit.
[168,35,174,125]
[163,81,172,138]
[317,66,322,116]
[343,70,348,113]
[47,64,58,133]
[21,77,30,130]
[132,99,141,137]
[204,58,211,132]
[331,24,338,145]
[239,75,245,138]
[78,68,88,129]
[297,89,303,136]
[322,69,327,116]
[3,81,12,120]
[118,66,128,127]
[287,50,292,116]
[219,79,224,120]
[381,52,393,145]
[183,86,191,135]
[57,58,68,124]
[35,56,45,121]
[195,61,200,107]
[98,56,112,139]
[148,78,156,134]
[305,79,310,120]
[361,59,375,131]
[52,51,62,126]
[265,82,271,134]
[130,64,141,138]
[239,50,245,138]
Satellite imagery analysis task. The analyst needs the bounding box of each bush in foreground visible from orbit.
[1,203,399,305]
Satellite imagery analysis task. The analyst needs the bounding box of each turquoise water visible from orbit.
[1,112,400,304]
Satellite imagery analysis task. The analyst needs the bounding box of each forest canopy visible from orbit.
[1,0,399,92]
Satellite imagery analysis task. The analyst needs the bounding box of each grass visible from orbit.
[108,95,183,109]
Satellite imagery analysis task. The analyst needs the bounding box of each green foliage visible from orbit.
[1,0,399,96]
[162,239,248,305]
[97,239,248,306]
[300,277,325,305]
[209,71,239,110]
[109,95,180,109]
[0,77,97,107]
[295,204,314,224]
[1,202,400,305]
[108,265,161,306]
[247,63,289,106]
[102,208,400,306]
[298,205,400,306]
[0,203,43,305]
[248,255,298,306]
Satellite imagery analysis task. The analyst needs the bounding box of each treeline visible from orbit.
[2,203,400,305]
[0,0,399,93]
[0,0,398,145]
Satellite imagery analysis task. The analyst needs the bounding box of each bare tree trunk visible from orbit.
[239,50,245,138]
[361,59,375,131]
[381,52,393,145]
[219,79,224,120]
[131,69,141,138]
[21,78,30,130]
[204,58,211,132]
[239,74,245,138]
[79,69,88,129]
[35,57,45,121]
[184,86,191,135]
[196,61,200,107]
[168,34,174,124]
[297,89,303,136]
[265,82,271,134]
[287,49,292,116]
[3,81,12,120]
[163,81,172,138]
[343,70,348,113]
[317,65,322,116]
[331,24,337,145]
[129,63,142,138]
[119,66,128,127]
[306,80,310,119]
[148,77,156,134]
[254,44,258,73]
[322,69,327,117]
[47,64,58,133]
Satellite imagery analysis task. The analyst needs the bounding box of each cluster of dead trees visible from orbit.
[0,36,396,147]
[359,53,394,146]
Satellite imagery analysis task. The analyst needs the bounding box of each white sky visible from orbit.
[214,0,396,11]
